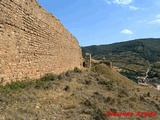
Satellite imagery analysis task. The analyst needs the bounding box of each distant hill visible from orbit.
[82,38,160,82]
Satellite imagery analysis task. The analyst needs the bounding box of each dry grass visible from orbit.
[0,64,160,120]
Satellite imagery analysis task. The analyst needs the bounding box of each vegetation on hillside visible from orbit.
[0,64,160,120]
[82,38,160,82]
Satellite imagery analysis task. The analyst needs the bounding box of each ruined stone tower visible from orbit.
[84,53,91,68]
[0,0,82,84]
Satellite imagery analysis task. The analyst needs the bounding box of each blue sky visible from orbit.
[37,0,160,46]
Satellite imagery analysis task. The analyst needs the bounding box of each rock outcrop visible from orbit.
[0,0,82,84]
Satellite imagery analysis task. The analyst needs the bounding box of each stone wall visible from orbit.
[0,0,82,84]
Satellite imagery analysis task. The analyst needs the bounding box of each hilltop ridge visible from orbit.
[82,38,160,82]
[82,38,160,62]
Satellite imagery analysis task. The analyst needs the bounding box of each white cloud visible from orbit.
[103,0,134,6]
[156,14,160,18]
[148,19,160,25]
[121,29,133,35]
[129,6,139,10]
[103,0,111,4]
[113,0,133,5]
[148,15,160,25]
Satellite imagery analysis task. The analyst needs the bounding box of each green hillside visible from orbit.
[82,38,160,82]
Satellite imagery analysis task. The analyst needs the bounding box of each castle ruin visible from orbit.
[0,0,82,84]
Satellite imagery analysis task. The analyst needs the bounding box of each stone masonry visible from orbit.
[0,0,82,84]
[84,53,91,68]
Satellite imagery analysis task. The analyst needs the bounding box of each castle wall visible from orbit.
[0,0,82,84]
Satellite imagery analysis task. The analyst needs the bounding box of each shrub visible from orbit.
[93,108,107,120]
[0,73,58,92]
[58,73,67,80]
[147,92,150,97]
[40,73,57,81]
[140,96,145,101]
[118,89,128,98]
[97,78,113,91]
[74,67,82,73]
[34,73,57,89]
[154,62,160,68]
[0,77,4,85]
[65,70,72,77]
[63,85,70,91]
[0,79,32,92]
[82,99,92,107]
